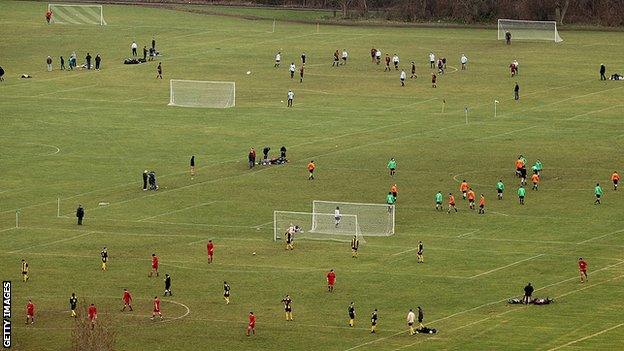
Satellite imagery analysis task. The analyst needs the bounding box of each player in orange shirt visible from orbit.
[515,158,525,177]
[578,257,588,283]
[466,188,476,209]
[531,173,540,190]
[459,180,469,200]
[151,296,163,321]
[611,171,620,191]
[307,160,315,180]
[45,9,52,24]
[478,194,485,214]
[390,184,398,199]
[447,193,457,213]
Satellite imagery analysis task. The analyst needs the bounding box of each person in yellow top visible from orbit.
[612,171,620,191]
[307,160,315,180]
[531,173,540,190]
[21,259,29,282]
[466,188,476,209]
[459,180,469,200]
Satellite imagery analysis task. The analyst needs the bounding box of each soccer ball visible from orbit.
[252,252,256,255]
[246,71,251,75]
[281,100,284,103]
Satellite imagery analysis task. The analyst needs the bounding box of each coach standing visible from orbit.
[76,205,85,225]
[142,170,148,191]
[523,282,534,304]
[600,64,606,80]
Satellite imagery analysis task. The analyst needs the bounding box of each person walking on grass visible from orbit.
[594,183,603,204]
[157,62,162,79]
[60,56,65,70]
[600,64,606,81]
[514,82,520,101]
[85,53,92,70]
[76,204,85,225]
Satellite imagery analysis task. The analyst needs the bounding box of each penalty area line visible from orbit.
[468,254,544,279]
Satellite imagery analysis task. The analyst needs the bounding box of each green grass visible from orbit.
[1,1,624,350]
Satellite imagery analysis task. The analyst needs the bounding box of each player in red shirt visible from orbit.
[207,240,215,264]
[151,296,163,321]
[88,303,97,329]
[246,311,256,336]
[326,269,336,292]
[26,299,35,324]
[121,288,133,311]
[149,253,159,277]
[45,9,52,24]
[578,257,588,283]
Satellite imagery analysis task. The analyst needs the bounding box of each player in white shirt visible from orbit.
[429,52,435,68]
[407,309,416,335]
[460,54,468,70]
[287,90,294,107]
[400,70,406,86]
[274,52,281,68]
[334,206,341,227]
[131,41,138,57]
[513,59,519,74]
[289,62,296,79]
[375,49,382,65]
[341,49,348,65]
[392,54,400,70]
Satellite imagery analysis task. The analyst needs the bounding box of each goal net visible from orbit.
[168,80,235,108]
[498,19,563,42]
[48,4,106,25]
[273,211,364,243]
[312,201,395,237]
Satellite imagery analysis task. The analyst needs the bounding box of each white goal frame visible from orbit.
[168,79,236,108]
[312,200,395,237]
[48,3,106,25]
[497,19,563,42]
[273,211,362,242]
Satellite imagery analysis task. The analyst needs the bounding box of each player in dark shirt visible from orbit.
[351,235,359,258]
[100,247,108,271]
[164,274,172,296]
[523,282,534,304]
[223,281,230,304]
[94,54,101,70]
[280,146,287,158]
[514,82,520,101]
[69,293,78,317]
[348,302,356,327]
[417,241,424,263]
[410,61,416,79]
[370,309,378,333]
[417,306,424,328]
[76,205,84,225]
[505,31,512,45]
[301,52,306,64]
[282,294,293,321]
[190,155,195,178]
[85,53,92,70]
[157,62,162,79]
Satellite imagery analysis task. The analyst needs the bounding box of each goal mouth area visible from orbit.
[168,79,236,109]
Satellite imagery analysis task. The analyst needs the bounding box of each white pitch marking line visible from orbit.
[9,231,93,254]
[456,229,480,238]
[138,202,216,222]
[490,211,510,217]
[474,125,537,141]
[546,323,624,351]
[468,254,544,279]
[390,247,418,257]
[564,104,623,121]
[0,227,17,233]
[576,228,624,244]
[34,84,97,97]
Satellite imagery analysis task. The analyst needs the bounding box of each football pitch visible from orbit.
[1,1,624,350]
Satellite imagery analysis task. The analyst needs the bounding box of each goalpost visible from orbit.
[168,80,235,108]
[273,211,364,243]
[48,4,106,25]
[312,200,395,237]
[497,19,563,42]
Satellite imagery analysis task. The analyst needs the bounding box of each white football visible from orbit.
[252,252,256,255]
[281,100,284,103]
[246,71,251,75]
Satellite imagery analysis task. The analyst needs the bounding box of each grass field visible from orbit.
[1,1,624,350]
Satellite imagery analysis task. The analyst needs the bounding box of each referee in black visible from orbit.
[523,282,534,304]
[164,274,172,296]
[76,205,84,225]
[142,170,148,191]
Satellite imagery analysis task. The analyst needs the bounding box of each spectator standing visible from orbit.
[46,56,52,71]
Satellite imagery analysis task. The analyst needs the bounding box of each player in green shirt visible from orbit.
[387,158,397,177]
[594,183,603,204]
[496,180,505,200]
[532,160,542,175]
[386,192,396,213]
[517,185,526,205]
[434,191,443,211]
